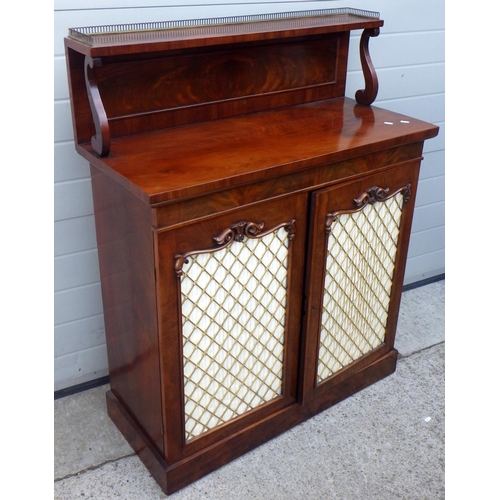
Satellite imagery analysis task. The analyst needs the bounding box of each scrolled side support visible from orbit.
[85,56,110,157]
[355,28,380,106]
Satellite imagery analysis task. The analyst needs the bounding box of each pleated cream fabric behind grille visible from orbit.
[179,227,290,441]
[317,193,404,383]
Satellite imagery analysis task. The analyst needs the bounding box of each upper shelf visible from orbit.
[65,8,385,157]
[66,8,383,55]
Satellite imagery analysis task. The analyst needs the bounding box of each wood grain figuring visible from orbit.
[152,144,425,229]
[71,34,349,145]
[91,166,164,455]
[155,193,308,462]
[97,38,340,116]
[81,98,438,205]
[65,10,439,495]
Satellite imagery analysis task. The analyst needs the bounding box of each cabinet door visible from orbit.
[155,193,307,462]
[302,162,420,408]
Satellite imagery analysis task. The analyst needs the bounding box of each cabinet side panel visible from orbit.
[90,166,163,455]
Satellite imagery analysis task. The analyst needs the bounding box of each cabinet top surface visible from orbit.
[65,8,383,56]
[82,97,438,205]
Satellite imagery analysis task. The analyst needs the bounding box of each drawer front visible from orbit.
[152,143,425,229]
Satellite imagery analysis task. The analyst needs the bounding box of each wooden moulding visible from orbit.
[106,391,168,492]
[106,348,397,495]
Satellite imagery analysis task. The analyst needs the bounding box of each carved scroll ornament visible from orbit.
[174,219,296,276]
[326,184,411,231]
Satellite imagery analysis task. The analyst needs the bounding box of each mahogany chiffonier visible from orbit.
[64,8,438,494]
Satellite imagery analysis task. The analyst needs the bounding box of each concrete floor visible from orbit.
[54,279,445,499]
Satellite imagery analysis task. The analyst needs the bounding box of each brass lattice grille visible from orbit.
[317,187,408,383]
[176,221,294,441]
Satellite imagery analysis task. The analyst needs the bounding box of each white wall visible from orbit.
[54,0,445,391]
